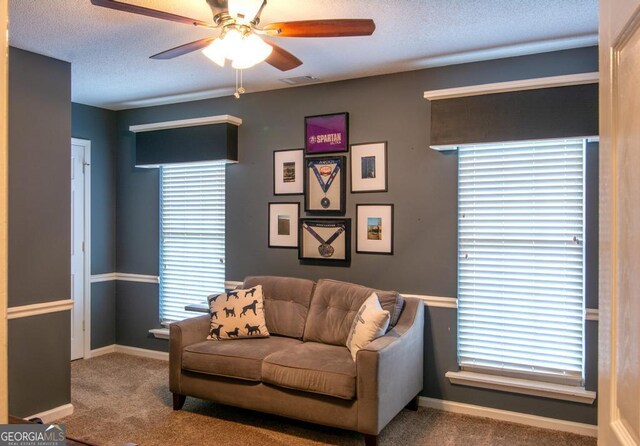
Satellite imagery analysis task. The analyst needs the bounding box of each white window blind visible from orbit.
[160,162,226,323]
[458,138,585,385]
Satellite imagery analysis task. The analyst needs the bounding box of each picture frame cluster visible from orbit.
[269,111,394,263]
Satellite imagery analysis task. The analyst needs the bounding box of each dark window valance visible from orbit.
[429,84,598,148]
[134,120,239,167]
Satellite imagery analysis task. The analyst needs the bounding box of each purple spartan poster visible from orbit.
[305,113,348,153]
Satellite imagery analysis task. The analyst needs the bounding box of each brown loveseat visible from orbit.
[170,276,424,445]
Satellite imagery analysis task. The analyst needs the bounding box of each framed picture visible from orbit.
[356,204,394,254]
[305,112,349,154]
[268,202,300,248]
[273,149,304,195]
[299,218,351,263]
[350,141,388,193]
[305,155,346,215]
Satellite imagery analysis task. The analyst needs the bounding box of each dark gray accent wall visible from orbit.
[8,47,71,307]
[72,102,117,274]
[72,102,118,350]
[8,47,72,416]
[114,46,599,423]
[90,281,116,349]
[8,312,71,418]
[425,307,597,425]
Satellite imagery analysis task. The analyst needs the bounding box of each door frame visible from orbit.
[0,0,9,425]
[71,138,91,359]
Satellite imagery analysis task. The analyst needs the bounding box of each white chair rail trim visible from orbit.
[7,299,73,320]
[90,273,159,284]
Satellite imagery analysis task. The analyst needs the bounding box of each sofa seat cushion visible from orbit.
[262,342,356,400]
[182,336,302,381]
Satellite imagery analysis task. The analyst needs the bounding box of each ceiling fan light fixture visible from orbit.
[228,0,264,23]
[202,38,226,67]
[231,33,273,69]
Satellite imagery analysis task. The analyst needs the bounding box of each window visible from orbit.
[457,138,585,385]
[159,162,226,323]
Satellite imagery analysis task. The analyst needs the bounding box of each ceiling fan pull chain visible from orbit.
[234,68,246,98]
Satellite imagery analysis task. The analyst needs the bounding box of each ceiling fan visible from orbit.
[90,0,376,73]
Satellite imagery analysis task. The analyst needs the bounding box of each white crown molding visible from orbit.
[419,397,597,437]
[7,299,73,320]
[129,115,242,133]
[25,403,74,424]
[445,371,596,404]
[423,72,599,101]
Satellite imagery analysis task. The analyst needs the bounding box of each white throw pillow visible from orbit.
[206,285,269,340]
[346,292,390,360]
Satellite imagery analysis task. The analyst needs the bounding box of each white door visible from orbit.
[71,139,89,360]
[599,1,640,445]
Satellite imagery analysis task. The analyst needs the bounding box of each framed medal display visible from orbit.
[305,112,349,154]
[268,202,300,248]
[350,141,388,193]
[273,149,304,195]
[356,204,394,254]
[299,218,351,263]
[304,155,346,215]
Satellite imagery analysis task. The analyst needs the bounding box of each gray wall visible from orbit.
[72,103,118,349]
[8,47,71,416]
[109,46,598,423]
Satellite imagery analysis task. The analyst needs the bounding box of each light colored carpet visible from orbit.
[61,353,596,446]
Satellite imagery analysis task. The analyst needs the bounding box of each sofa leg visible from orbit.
[405,394,420,411]
[363,434,378,446]
[173,393,186,410]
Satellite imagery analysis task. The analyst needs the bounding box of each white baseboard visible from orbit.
[87,344,169,361]
[114,345,169,361]
[25,403,74,423]
[418,397,597,437]
[87,344,116,358]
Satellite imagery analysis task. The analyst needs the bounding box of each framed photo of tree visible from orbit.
[304,155,346,215]
[356,204,394,254]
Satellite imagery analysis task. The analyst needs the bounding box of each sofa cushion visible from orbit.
[346,293,390,360]
[207,285,269,340]
[262,342,356,400]
[244,276,315,339]
[182,336,302,381]
[303,279,375,345]
[376,290,405,329]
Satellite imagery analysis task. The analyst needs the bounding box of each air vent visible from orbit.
[279,75,321,85]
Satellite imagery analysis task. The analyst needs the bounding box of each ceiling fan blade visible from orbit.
[150,38,216,60]
[263,19,375,38]
[264,42,302,71]
[90,0,214,28]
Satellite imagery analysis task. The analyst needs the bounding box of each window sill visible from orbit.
[149,328,169,340]
[445,371,596,404]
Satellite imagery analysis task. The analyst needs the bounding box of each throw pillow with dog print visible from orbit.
[346,293,390,361]
[207,285,270,340]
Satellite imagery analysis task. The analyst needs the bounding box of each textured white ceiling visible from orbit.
[8,0,598,110]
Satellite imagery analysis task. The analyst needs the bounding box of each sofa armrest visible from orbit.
[356,297,424,435]
[169,314,211,394]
